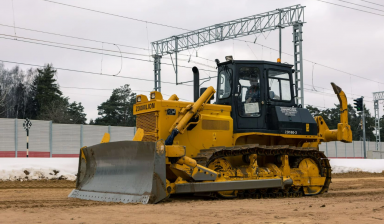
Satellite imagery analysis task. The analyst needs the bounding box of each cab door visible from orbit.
[234,65,266,131]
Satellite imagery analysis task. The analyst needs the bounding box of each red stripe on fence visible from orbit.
[0,151,79,157]
[16,151,50,157]
[0,151,15,157]
[52,154,78,158]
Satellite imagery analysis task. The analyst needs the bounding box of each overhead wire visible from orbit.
[11,0,380,112]
[60,86,190,101]
[246,43,258,59]
[0,23,214,62]
[0,35,217,72]
[1,34,377,102]
[312,0,384,16]
[11,0,17,39]
[361,0,384,7]
[304,88,374,103]
[0,33,148,56]
[113,44,122,76]
[303,83,374,99]
[41,0,190,31]
[311,63,317,91]
[0,33,216,69]
[2,2,381,93]
[335,0,384,12]
[0,23,148,50]
[100,42,103,74]
[0,59,192,86]
[236,39,384,86]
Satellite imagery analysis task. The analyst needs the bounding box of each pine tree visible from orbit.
[68,101,87,124]
[95,84,136,126]
[32,64,63,117]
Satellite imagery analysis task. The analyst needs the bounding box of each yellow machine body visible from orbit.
[69,65,352,204]
[134,96,234,158]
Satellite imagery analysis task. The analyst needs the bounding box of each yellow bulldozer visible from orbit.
[69,58,352,204]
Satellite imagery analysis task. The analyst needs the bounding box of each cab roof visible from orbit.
[217,60,293,68]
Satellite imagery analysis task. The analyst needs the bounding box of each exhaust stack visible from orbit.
[192,66,199,102]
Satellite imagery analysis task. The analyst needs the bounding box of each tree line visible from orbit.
[0,63,136,126]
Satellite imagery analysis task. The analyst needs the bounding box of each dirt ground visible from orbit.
[1,172,384,224]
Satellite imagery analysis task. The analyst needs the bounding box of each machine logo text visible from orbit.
[136,103,155,112]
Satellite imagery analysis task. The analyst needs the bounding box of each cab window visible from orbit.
[238,67,261,117]
[218,68,232,99]
[268,70,291,101]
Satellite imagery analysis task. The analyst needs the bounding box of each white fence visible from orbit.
[0,118,135,157]
[0,118,382,158]
[320,141,383,158]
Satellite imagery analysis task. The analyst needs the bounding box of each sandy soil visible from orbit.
[0,172,384,224]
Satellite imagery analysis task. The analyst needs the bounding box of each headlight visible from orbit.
[151,93,155,99]
[137,96,141,102]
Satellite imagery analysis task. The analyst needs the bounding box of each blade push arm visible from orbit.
[165,86,216,145]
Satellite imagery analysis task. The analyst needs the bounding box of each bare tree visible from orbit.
[0,63,36,118]
[0,86,10,115]
[38,100,71,123]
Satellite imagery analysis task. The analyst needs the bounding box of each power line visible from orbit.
[304,88,374,103]
[0,34,149,56]
[0,23,148,51]
[303,83,374,99]
[335,0,384,12]
[61,86,151,92]
[0,59,189,85]
[62,87,190,101]
[0,33,216,69]
[2,34,380,97]
[0,35,217,73]
[312,0,384,16]
[2,4,380,88]
[237,39,384,86]
[2,34,380,98]
[41,0,190,31]
[361,0,384,7]
[0,22,214,63]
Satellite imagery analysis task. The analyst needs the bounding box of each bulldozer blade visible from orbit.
[68,141,167,204]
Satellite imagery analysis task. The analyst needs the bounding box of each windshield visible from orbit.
[268,70,291,101]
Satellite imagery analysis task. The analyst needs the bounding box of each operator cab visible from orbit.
[215,57,316,135]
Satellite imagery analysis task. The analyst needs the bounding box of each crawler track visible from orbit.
[193,144,331,198]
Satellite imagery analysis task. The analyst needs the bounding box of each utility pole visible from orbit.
[279,9,282,61]
[373,91,384,151]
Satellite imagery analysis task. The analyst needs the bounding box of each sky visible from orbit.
[0,0,383,122]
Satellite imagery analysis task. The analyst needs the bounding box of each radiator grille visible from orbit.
[136,112,158,142]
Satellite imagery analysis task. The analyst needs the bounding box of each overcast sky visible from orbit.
[1,0,383,122]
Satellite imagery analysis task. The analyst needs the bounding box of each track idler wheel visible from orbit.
[298,158,323,195]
